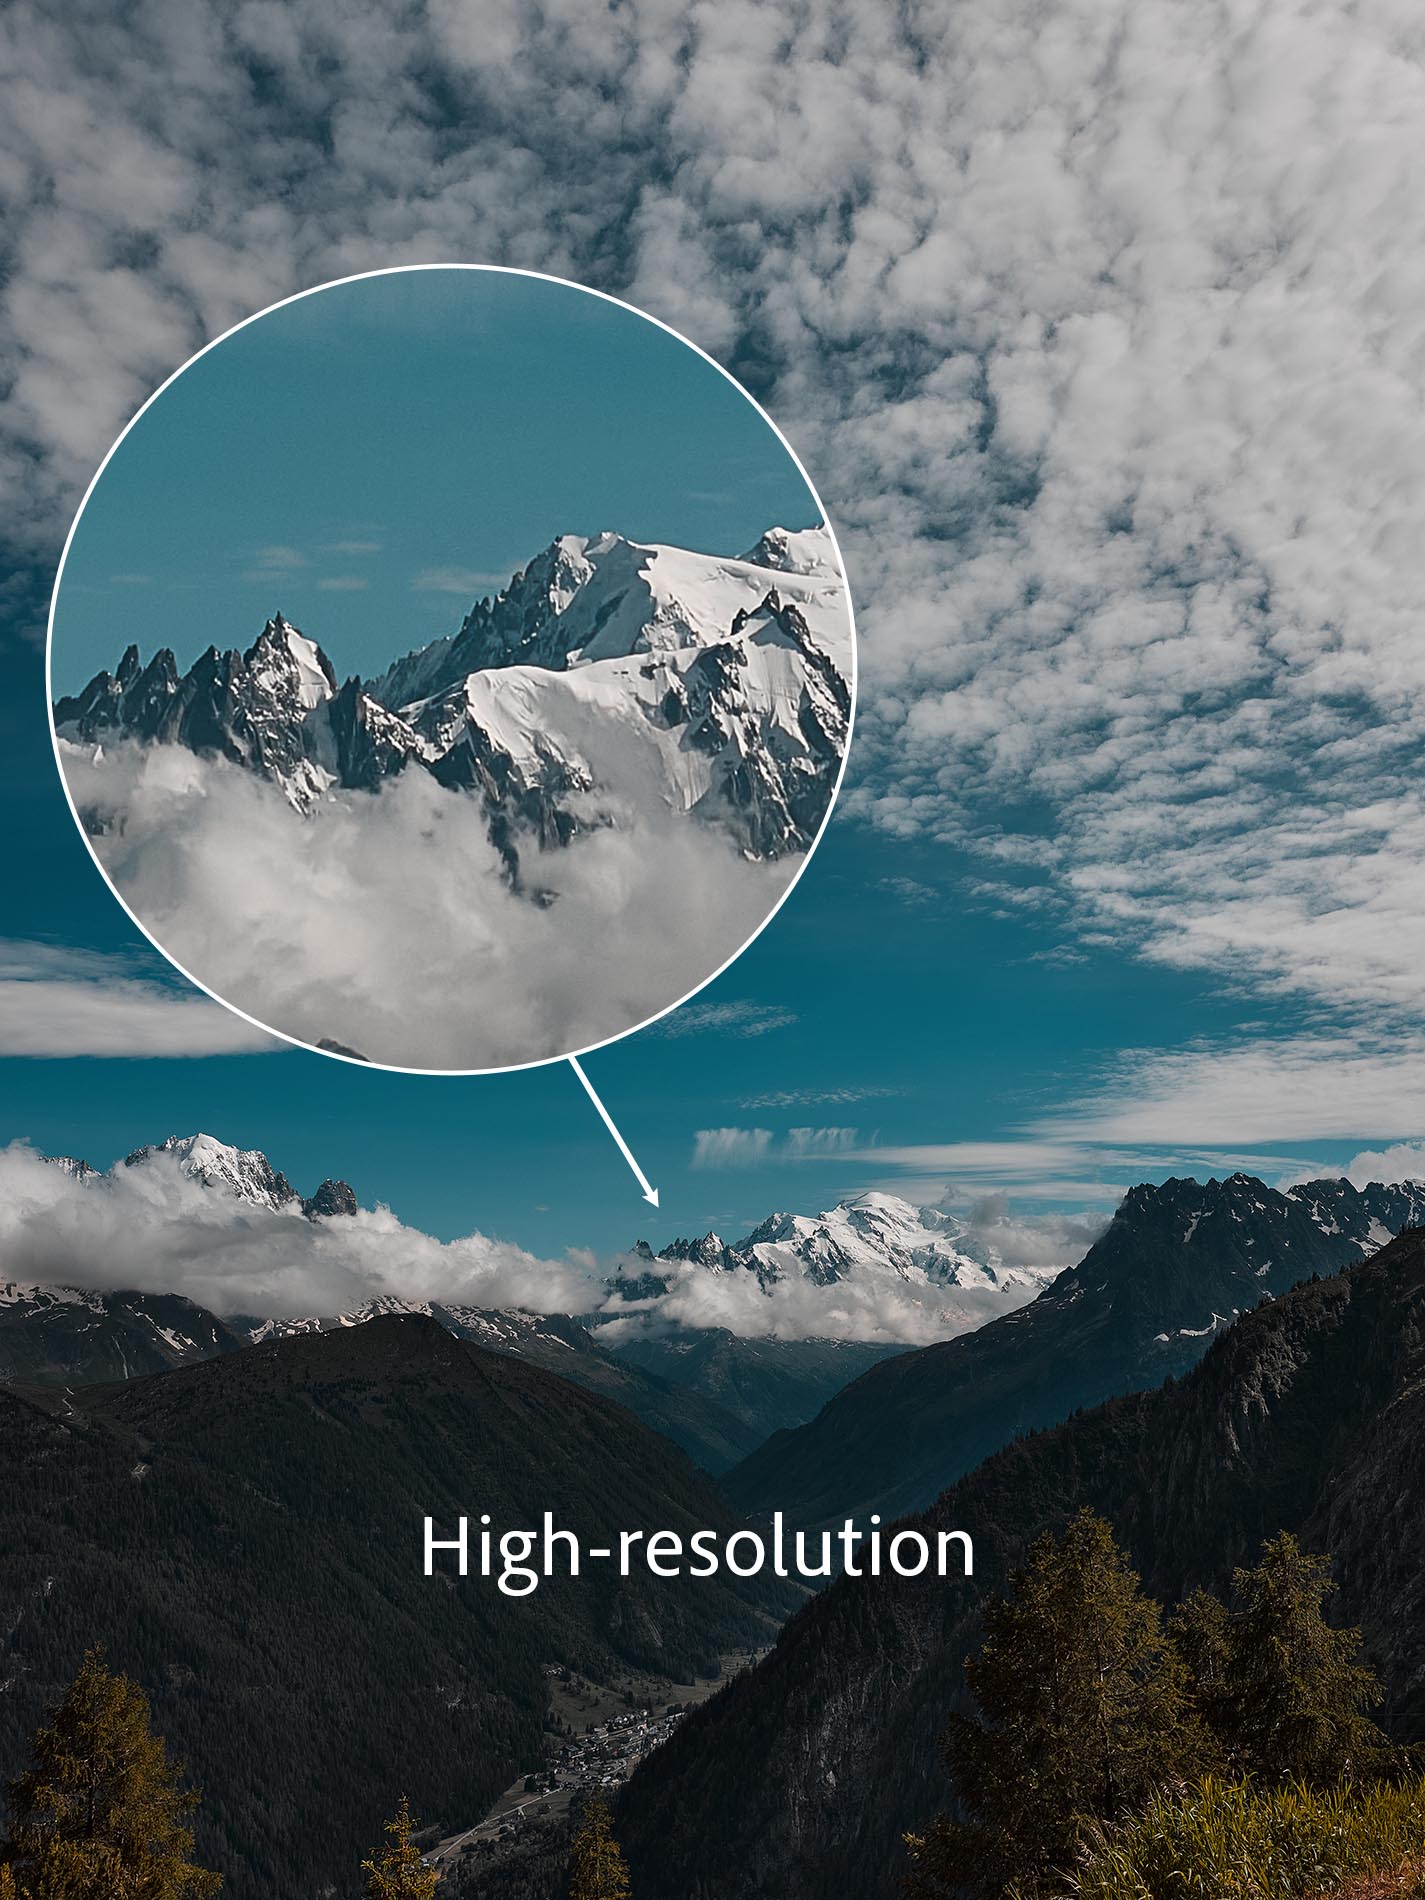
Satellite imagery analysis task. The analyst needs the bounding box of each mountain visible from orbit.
[121,1130,356,1219]
[11,1139,1043,1454]
[616,1222,1425,1900]
[230,1300,761,1474]
[603,1328,902,1449]
[0,1283,244,1383]
[0,1317,788,1900]
[607,1190,1062,1328]
[55,526,851,873]
[726,1172,1425,1530]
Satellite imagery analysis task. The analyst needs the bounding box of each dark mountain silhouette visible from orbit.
[727,1172,1425,1529]
[0,1317,786,1900]
[617,1224,1425,1899]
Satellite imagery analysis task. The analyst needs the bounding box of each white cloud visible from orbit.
[785,1126,859,1157]
[1053,1036,1425,1145]
[654,1001,798,1040]
[1332,1141,1425,1190]
[691,1127,773,1169]
[0,1141,593,1318]
[63,741,792,1069]
[0,940,274,1057]
[740,1083,893,1109]
[411,566,511,594]
[2,0,1423,1033]
[317,575,368,591]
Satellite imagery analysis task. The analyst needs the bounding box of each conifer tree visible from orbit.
[1175,1532,1389,1783]
[0,1647,221,1899]
[904,1510,1214,1898]
[360,1796,437,1899]
[569,1797,631,1899]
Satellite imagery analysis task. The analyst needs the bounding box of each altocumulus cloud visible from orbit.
[0,940,274,1057]
[3,0,1425,1034]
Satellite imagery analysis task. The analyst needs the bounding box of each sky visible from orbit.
[52,267,822,690]
[3,0,1425,1329]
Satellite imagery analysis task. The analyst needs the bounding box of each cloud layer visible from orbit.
[3,0,1423,1036]
[64,741,794,1069]
[0,1141,595,1318]
[0,938,273,1056]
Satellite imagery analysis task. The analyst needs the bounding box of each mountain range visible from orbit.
[616,1221,1425,1898]
[54,525,852,875]
[726,1170,1425,1529]
[0,1316,787,1900]
[6,1135,1066,1458]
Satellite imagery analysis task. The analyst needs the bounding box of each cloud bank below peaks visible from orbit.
[0,1140,597,1320]
[66,742,793,1069]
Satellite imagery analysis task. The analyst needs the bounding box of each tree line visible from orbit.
[904,1509,1416,1898]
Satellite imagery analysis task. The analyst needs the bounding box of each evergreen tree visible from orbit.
[361,1797,437,1899]
[0,1647,221,1900]
[569,1797,631,1900]
[1176,1532,1389,1783]
[904,1510,1215,1898]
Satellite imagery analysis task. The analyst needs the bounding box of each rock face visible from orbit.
[55,527,851,876]
[726,1171,1425,1531]
[0,1283,245,1384]
[617,1225,1425,1900]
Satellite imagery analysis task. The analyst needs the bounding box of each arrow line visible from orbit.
[569,1056,660,1207]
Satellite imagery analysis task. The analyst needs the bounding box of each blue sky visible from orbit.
[5,2,1425,1311]
[52,270,820,694]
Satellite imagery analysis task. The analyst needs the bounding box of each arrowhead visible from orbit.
[644,1188,660,1208]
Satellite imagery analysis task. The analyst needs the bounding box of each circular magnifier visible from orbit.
[48,266,856,1073]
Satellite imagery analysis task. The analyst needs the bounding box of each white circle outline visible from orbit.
[45,263,859,1078]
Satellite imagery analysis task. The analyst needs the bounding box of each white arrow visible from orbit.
[569,1056,660,1207]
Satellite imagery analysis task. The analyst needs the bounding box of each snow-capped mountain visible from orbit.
[118,1132,356,1221]
[612,1190,1063,1330]
[55,525,851,873]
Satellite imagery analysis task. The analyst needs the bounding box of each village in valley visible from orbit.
[425,1653,767,1879]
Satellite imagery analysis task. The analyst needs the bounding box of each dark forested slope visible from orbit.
[620,1226,1425,1899]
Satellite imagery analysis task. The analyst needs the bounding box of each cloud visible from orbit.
[654,1001,798,1040]
[0,1141,594,1318]
[0,940,275,1058]
[691,1127,773,1169]
[2,0,1423,1038]
[1052,1036,1425,1145]
[739,1084,894,1109]
[324,540,381,556]
[878,876,937,907]
[317,575,368,591]
[412,566,511,594]
[690,1124,863,1166]
[251,545,305,569]
[1331,1141,1425,1190]
[785,1126,858,1157]
[62,741,794,1069]
[956,1194,1110,1271]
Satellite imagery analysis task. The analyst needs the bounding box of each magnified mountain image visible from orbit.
[48,270,854,1070]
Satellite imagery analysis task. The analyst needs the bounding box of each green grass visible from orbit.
[1056,1775,1425,1899]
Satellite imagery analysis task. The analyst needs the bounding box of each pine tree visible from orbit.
[360,1796,437,1899]
[0,1646,221,1899]
[904,1510,1215,1898]
[569,1797,631,1899]
[1176,1532,1389,1783]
